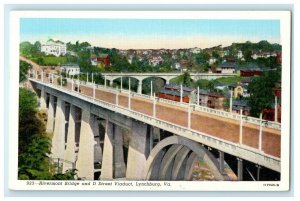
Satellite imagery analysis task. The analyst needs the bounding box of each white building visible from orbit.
[190,47,201,54]
[251,52,277,60]
[61,64,80,76]
[149,56,163,66]
[173,62,182,70]
[214,61,236,74]
[208,57,217,65]
[237,50,244,59]
[41,39,67,57]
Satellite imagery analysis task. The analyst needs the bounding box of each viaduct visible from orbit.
[26,70,281,181]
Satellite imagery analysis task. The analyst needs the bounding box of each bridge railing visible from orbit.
[192,104,281,130]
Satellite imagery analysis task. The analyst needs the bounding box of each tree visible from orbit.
[20,41,34,56]
[243,49,252,62]
[33,41,41,53]
[248,70,281,117]
[18,137,53,180]
[170,72,192,87]
[182,71,192,86]
[19,60,32,82]
[195,52,210,65]
[18,88,78,180]
[19,88,44,154]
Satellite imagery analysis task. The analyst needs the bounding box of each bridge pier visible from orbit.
[76,110,97,180]
[39,86,47,109]
[256,164,261,181]
[165,78,170,85]
[219,151,225,174]
[63,104,76,172]
[51,97,66,160]
[93,119,103,174]
[126,120,148,180]
[237,158,243,181]
[101,120,114,180]
[137,80,142,94]
[46,95,55,133]
[114,125,126,178]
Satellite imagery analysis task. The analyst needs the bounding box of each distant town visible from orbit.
[20,38,282,122]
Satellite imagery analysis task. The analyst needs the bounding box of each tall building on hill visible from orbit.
[41,39,67,57]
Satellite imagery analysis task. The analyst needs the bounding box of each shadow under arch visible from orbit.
[144,135,228,181]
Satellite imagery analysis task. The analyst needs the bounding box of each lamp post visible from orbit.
[197,86,200,105]
[229,90,233,112]
[180,85,183,103]
[128,78,131,110]
[151,80,153,98]
[274,95,278,122]
[239,109,243,145]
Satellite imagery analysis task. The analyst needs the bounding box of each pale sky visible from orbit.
[20,18,280,49]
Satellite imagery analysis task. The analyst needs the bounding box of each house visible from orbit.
[41,39,66,57]
[237,50,244,59]
[262,105,281,123]
[213,61,236,74]
[91,54,110,67]
[158,85,195,103]
[60,64,80,76]
[173,62,182,70]
[214,82,229,91]
[158,88,190,103]
[197,89,225,110]
[251,52,277,60]
[232,100,251,115]
[240,68,263,77]
[127,55,133,64]
[149,56,163,66]
[276,52,282,65]
[240,77,253,86]
[190,47,201,54]
[228,83,250,98]
[208,57,217,65]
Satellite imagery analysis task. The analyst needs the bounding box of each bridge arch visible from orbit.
[144,136,227,181]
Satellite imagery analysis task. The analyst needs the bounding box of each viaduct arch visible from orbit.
[144,136,228,181]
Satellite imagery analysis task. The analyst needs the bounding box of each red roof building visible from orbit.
[91,54,111,67]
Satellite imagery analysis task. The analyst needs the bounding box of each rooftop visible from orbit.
[46,38,65,45]
[220,61,236,69]
[164,84,195,92]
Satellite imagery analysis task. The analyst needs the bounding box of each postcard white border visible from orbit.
[8,10,291,191]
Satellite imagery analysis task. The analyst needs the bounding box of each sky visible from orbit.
[20,18,280,49]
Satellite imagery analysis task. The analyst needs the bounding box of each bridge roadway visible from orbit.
[29,71,281,172]
[101,72,237,83]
